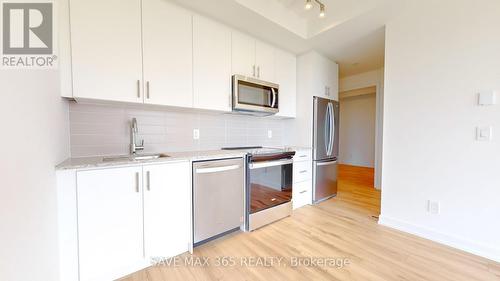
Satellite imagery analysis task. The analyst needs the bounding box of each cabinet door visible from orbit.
[231,31,256,77]
[77,166,144,281]
[193,15,232,111]
[327,63,339,100]
[293,180,312,209]
[143,162,190,259]
[312,54,338,100]
[255,40,276,82]
[142,0,193,107]
[275,49,297,118]
[70,0,143,103]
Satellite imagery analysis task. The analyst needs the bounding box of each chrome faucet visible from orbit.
[130,118,144,154]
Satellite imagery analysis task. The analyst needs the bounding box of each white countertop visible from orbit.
[56,150,248,170]
[56,146,312,170]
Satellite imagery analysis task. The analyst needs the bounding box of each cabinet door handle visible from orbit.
[299,170,308,174]
[253,65,256,77]
[299,155,308,158]
[146,81,150,99]
[135,172,140,193]
[299,190,307,194]
[146,171,151,191]
[257,66,260,78]
[136,80,141,98]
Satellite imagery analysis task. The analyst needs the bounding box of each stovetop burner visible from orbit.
[221,146,295,160]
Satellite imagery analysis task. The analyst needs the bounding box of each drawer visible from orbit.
[293,180,312,209]
[293,149,312,162]
[293,161,312,183]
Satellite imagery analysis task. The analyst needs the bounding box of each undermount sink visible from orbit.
[103,153,170,162]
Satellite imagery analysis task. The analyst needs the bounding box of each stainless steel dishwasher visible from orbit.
[193,158,245,245]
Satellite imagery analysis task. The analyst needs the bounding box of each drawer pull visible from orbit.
[299,155,308,158]
[299,170,308,174]
[299,190,307,194]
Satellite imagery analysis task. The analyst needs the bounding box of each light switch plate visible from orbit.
[427,200,440,214]
[193,129,200,140]
[478,91,496,105]
[476,126,492,141]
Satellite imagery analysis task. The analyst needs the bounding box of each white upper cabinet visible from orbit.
[231,32,277,82]
[255,40,276,82]
[68,1,295,115]
[77,166,145,281]
[70,0,143,102]
[142,0,193,107]
[143,162,190,259]
[311,53,339,100]
[327,63,339,100]
[231,31,256,77]
[193,15,232,112]
[275,49,297,118]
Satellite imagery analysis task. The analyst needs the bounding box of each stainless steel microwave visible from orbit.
[232,75,279,115]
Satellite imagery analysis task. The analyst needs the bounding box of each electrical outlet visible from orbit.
[427,200,440,214]
[193,129,200,140]
[267,130,273,139]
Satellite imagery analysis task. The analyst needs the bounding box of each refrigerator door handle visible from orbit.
[324,104,330,155]
[316,160,338,166]
[325,102,332,156]
[328,102,335,156]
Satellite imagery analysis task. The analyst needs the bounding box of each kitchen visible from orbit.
[3,0,500,281]
[55,1,340,280]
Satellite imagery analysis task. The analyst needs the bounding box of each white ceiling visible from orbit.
[172,0,407,77]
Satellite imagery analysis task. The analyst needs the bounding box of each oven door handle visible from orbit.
[249,159,293,169]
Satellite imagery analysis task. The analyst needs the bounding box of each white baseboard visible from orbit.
[378,215,500,263]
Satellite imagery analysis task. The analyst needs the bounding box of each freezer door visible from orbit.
[313,159,338,203]
[313,97,330,160]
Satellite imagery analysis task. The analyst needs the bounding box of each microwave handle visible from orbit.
[271,88,277,108]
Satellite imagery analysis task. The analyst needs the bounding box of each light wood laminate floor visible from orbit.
[121,164,500,281]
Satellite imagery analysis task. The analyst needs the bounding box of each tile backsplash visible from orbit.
[69,102,290,157]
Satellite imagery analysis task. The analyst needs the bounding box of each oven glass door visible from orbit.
[249,160,292,214]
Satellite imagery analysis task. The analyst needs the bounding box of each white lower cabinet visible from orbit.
[293,180,312,209]
[75,161,190,281]
[143,162,190,259]
[77,166,145,281]
[293,149,313,209]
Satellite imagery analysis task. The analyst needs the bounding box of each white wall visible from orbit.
[340,68,384,92]
[339,93,376,167]
[340,68,384,188]
[379,0,500,262]
[0,71,70,281]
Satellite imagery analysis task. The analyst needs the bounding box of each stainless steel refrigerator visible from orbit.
[312,96,339,203]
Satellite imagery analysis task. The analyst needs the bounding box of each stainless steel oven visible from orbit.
[247,150,295,231]
[232,75,279,115]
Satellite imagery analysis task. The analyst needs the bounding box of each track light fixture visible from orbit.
[305,0,313,10]
[304,0,326,18]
